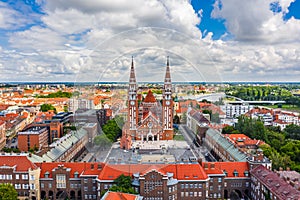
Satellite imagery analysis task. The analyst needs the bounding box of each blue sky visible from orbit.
[0,0,300,82]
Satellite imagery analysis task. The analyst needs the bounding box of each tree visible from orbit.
[94,134,111,149]
[40,104,57,113]
[173,115,180,124]
[221,126,237,134]
[284,124,300,140]
[109,175,137,194]
[0,183,18,200]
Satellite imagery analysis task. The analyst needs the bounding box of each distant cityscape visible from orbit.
[0,58,300,200]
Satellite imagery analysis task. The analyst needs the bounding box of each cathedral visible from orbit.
[120,57,174,149]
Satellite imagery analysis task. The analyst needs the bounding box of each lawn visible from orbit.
[173,134,185,141]
[264,104,300,112]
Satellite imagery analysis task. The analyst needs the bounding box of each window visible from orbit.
[74,172,79,178]
[15,174,19,179]
[0,174,4,179]
[23,184,29,189]
[198,184,202,189]
[15,184,21,189]
[6,175,12,180]
[48,183,52,188]
[233,170,239,177]
[30,175,35,180]
[210,186,213,191]
[30,184,35,190]
[198,192,202,197]
[56,174,66,188]
[218,178,222,182]
[84,178,88,183]
[41,183,44,189]
[218,185,222,191]
[92,186,96,191]
[22,174,28,180]
[45,172,49,178]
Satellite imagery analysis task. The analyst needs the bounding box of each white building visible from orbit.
[220,104,254,118]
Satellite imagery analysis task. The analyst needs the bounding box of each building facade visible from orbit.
[121,58,174,149]
[18,126,48,152]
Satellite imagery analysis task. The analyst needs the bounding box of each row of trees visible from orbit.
[37,90,73,98]
[225,85,300,105]
[223,116,300,171]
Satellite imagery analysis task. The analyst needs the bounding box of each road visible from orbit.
[179,125,216,162]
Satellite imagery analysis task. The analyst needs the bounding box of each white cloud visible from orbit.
[0,0,299,82]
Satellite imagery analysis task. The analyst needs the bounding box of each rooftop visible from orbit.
[251,165,300,200]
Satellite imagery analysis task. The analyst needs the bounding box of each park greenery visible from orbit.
[94,115,124,147]
[36,90,73,98]
[223,116,300,172]
[0,183,18,200]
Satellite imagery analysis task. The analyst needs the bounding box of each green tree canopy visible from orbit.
[94,134,111,148]
[109,174,137,194]
[40,104,57,113]
[0,183,18,200]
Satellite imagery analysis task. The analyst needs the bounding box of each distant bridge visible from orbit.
[182,93,285,105]
[224,100,285,105]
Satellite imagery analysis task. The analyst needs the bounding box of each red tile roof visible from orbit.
[98,163,208,180]
[0,155,38,172]
[203,162,249,178]
[36,162,104,178]
[251,165,300,200]
[143,90,157,103]
[102,191,139,200]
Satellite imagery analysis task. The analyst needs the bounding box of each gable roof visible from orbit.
[98,163,208,181]
[143,90,156,103]
[203,162,250,178]
[0,155,38,172]
[36,162,104,178]
[101,191,141,200]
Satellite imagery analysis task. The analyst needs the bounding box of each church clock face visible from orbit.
[130,101,135,106]
[166,100,170,106]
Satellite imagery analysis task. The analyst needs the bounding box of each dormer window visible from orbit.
[45,171,49,178]
[223,170,228,177]
[233,170,239,177]
[74,172,79,178]
[244,171,249,177]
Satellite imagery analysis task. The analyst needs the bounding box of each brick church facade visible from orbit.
[121,57,174,149]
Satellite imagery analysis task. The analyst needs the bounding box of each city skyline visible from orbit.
[0,0,300,82]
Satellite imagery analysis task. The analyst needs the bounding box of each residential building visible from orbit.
[18,126,48,152]
[220,104,254,118]
[251,165,300,200]
[0,155,40,200]
[186,107,210,145]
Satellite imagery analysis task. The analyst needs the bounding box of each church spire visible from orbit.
[164,56,171,83]
[130,56,136,83]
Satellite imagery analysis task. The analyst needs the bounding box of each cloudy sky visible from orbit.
[0,0,299,83]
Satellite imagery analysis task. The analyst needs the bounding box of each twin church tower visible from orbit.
[120,57,174,149]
